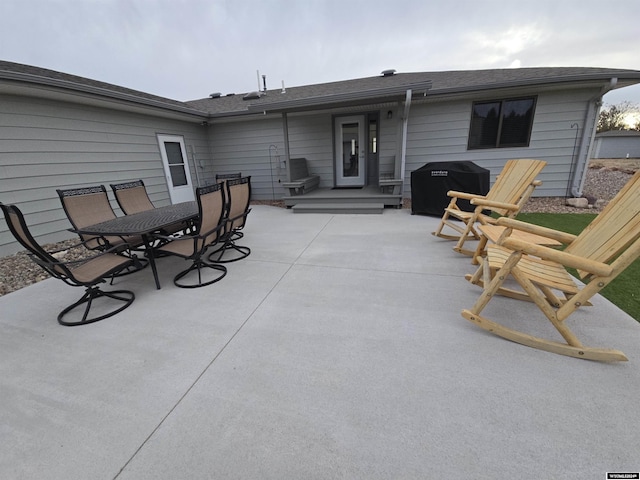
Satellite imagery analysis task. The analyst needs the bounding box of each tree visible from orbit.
[597,101,640,132]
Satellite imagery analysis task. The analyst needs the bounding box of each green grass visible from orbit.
[515,213,640,322]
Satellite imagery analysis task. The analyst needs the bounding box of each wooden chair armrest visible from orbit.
[496,217,577,245]
[447,190,486,201]
[501,237,613,277]
[470,198,520,211]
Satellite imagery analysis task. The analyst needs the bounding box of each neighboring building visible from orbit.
[2,60,640,255]
[592,130,640,158]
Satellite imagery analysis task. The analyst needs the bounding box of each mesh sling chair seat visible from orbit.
[1,203,138,326]
[154,182,227,288]
[110,179,156,214]
[57,185,145,251]
[208,176,252,263]
[57,185,147,276]
[461,169,640,362]
[110,179,189,235]
[432,159,547,256]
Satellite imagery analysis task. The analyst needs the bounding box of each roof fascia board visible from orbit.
[208,101,401,124]
[246,81,432,114]
[429,74,640,98]
[0,70,208,119]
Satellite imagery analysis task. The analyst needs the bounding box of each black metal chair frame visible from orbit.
[1,202,138,326]
[154,183,228,288]
[208,176,252,263]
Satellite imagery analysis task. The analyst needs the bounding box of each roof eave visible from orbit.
[0,70,209,119]
[245,81,432,114]
[428,73,640,97]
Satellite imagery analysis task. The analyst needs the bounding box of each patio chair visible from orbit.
[154,182,227,288]
[461,169,640,362]
[216,172,242,183]
[57,185,144,252]
[208,176,252,263]
[110,179,156,214]
[110,179,189,235]
[1,202,138,326]
[432,159,547,256]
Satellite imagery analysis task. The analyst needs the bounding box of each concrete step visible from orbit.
[291,203,384,214]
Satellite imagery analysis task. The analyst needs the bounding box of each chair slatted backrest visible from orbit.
[566,170,640,279]
[1,203,70,279]
[196,182,225,251]
[226,176,251,230]
[111,180,155,215]
[57,186,117,248]
[485,159,547,216]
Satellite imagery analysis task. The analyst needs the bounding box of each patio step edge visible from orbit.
[291,203,384,214]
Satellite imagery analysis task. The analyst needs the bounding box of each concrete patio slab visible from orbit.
[1,205,639,479]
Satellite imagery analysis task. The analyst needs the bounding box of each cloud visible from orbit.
[1,0,639,104]
[461,24,547,68]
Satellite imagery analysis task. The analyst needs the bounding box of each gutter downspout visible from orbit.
[399,89,412,195]
[570,77,617,197]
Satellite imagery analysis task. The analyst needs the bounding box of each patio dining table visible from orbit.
[71,201,198,289]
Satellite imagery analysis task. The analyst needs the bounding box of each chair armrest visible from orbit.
[227,208,251,224]
[470,198,520,211]
[31,242,130,268]
[501,237,613,277]
[447,190,486,201]
[496,217,577,245]
[47,239,93,254]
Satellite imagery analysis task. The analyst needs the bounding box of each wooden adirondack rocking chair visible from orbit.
[462,170,640,362]
[432,159,547,256]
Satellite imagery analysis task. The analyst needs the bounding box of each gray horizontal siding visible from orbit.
[0,94,207,256]
[207,114,336,198]
[403,89,596,198]
[288,114,333,187]
[207,117,287,199]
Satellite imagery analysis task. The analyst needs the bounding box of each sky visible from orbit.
[1,0,640,110]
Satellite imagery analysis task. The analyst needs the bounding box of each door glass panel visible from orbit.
[164,141,187,186]
[369,118,377,154]
[342,122,359,178]
[169,165,187,187]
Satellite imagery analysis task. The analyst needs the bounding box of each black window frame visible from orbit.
[467,96,537,150]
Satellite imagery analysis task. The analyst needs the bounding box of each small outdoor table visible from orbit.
[72,201,198,289]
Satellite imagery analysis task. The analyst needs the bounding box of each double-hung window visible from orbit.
[468,97,536,149]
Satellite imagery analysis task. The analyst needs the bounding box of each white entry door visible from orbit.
[335,115,366,187]
[157,134,195,204]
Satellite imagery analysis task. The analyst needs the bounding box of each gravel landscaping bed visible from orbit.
[1,162,637,297]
